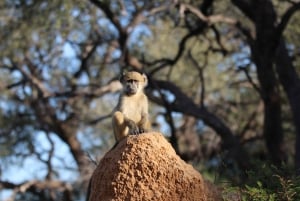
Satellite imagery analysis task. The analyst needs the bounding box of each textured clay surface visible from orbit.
[88,132,220,201]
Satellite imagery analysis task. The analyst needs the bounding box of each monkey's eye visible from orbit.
[127,79,138,83]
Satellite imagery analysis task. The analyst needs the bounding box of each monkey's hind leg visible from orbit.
[112,111,129,142]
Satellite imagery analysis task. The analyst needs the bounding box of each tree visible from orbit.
[1,0,300,200]
[230,0,300,169]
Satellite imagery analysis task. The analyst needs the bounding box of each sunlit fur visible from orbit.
[112,71,151,142]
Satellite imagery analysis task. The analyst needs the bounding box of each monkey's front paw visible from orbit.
[138,128,148,134]
[129,127,140,135]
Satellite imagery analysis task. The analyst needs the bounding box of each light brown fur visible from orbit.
[112,71,151,142]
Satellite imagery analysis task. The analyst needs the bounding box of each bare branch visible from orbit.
[149,26,206,76]
[275,2,300,43]
[187,50,207,108]
[179,3,237,25]
[148,2,253,75]
[13,59,51,98]
[89,0,124,35]
[74,41,99,78]
[45,132,55,180]
[239,101,263,138]
[126,2,171,29]
[147,79,249,168]
[39,80,122,100]
[87,80,122,97]
[151,80,179,153]
[182,2,254,42]
[238,65,262,97]
[0,180,73,201]
[89,113,112,125]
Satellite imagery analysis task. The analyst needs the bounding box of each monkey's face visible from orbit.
[121,71,147,95]
[124,79,140,95]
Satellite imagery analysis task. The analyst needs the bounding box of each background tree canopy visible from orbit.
[0,0,300,200]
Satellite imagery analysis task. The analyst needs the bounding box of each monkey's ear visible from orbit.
[119,70,128,82]
[142,73,148,86]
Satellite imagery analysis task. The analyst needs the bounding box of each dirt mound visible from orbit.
[88,132,220,201]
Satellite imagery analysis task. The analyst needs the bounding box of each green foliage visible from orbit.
[242,175,300,201]
[222,165,300,201]
[243,181,277,201]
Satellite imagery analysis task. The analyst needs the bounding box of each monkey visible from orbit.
[85,71,151,201]
[112,70,151,142]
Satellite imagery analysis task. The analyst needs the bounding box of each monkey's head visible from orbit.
[120,71,147,95]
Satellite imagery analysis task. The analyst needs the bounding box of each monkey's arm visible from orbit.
[137,96,150,133]
[137,112,151,133]
[124,117,140,135]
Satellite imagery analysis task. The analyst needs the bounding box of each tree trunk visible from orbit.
[275,39,300,173]
[252,2,286,164]
[232,0,286,164]
[252,50,285,164]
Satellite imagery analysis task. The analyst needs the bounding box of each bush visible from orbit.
[222,165,300,201]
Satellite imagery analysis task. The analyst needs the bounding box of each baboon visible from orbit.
[112,71,151,142]
[86,71,151,201]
